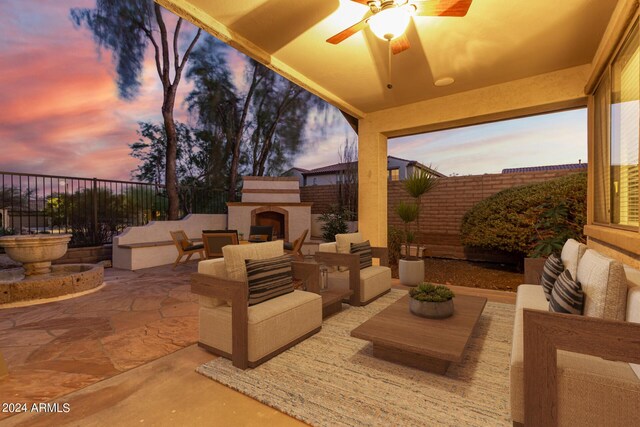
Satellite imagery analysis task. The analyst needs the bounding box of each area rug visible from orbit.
[197,290,515,426]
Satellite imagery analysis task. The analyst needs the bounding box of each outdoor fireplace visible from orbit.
[253,208,287,240]
[227,177,311,243]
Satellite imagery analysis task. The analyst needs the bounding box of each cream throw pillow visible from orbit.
[335,232,363,272]
[222,240,284,282]
[576,249,627,320]
[560,238,587,279]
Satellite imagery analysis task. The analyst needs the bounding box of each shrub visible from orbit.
[0,227,15,236]
[460,172,586,257]
[387,226,403,265]
[409,283,455,302]
[317,204,353,242]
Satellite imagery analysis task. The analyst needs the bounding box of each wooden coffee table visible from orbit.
[351,294,487,374]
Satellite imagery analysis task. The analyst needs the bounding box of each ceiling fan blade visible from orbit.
[391,34,410,54]
[413,0,473,17]
[326,15,370,44]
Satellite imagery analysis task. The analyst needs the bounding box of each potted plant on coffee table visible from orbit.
[396,169,439,286]
[409,282,455,318]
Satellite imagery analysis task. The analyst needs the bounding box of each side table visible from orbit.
[292,258,353,318]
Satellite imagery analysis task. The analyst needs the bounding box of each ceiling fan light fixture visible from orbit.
[368,6,411,40]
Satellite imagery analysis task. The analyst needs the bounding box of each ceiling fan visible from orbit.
[327,0,473,55]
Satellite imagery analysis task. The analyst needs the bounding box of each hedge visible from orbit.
[460,172,587,257]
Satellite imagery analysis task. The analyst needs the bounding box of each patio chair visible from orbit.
[316,232,391,306]
[202,230,239,258]
[170,230,205,269]
[192,240,322,369]
[248,225,273,242]
[284,228,308,259]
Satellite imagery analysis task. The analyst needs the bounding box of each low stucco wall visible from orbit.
[112,214,227,270]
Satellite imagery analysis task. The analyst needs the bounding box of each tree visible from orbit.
[186,38,323,200]
[248,67,319,176]
[186,37,249,200]
[71,0,201,219]
[129,121,217,214]
[337,138,358,218]
[0,187,26,209]
[129,121,205,186]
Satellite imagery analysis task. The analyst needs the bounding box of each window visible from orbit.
[594,22,639,229]
[389,169,400,181]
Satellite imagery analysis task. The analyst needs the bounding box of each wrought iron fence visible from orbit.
[0,171,228,247]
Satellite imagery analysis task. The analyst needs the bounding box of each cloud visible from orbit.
[0,1,588,184]
[0,0,183,181]
[389,109,587,175]
[294,106,356,169]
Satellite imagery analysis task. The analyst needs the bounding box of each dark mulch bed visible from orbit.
[392,257,522,292]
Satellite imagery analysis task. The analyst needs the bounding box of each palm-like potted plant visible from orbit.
[396,169,439,286]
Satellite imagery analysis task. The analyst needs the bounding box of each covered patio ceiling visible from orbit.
[158,0,616,118]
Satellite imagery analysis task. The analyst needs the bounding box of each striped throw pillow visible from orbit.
[245,255,294,306]
[351,240,373,270]
[549,269,584,315]
[541,254,564,301]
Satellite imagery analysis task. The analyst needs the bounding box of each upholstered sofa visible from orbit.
[192,241,322,369]
[511,239,640,426]
[317,232,391,306]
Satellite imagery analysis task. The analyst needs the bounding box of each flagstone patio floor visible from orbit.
[0,263,200,420]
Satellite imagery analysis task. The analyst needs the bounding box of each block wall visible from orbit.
[301,169,583,261]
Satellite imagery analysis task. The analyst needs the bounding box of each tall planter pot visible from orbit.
[399,259,424,286]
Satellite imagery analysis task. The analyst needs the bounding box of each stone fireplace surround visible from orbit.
[227,177,312,243]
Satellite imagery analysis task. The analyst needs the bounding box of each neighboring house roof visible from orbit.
[291,156,445,177]
[501,163,587,174]
[303,162,353,175]
[387,155,414,163]
[397,159,445,178]
[282,167,310,176]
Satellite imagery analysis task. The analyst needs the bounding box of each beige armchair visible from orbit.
[316,232,391,306]
[191,241,322,369]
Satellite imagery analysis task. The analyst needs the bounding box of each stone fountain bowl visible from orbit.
[0,234,72,276]
[0,263,104,305]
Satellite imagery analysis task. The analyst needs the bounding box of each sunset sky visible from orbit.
[0,1,586,181]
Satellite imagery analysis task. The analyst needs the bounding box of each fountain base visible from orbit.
[0,264,104,305]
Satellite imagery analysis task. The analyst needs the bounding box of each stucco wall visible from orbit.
[112,214,227,270]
